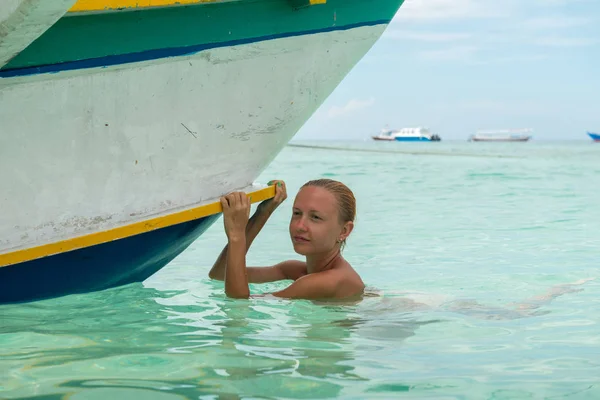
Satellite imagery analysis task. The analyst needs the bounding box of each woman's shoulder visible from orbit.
[336,258,363,279]
[276,259,307,281]
[329,260,365,295]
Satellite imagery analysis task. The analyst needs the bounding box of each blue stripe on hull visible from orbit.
[0,214,219,304]
[394,137,431,142]
[0,20,388,79]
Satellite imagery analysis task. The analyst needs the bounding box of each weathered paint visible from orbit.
[1,0,402,71]
[0,0,77,67]
[0,25,388,257]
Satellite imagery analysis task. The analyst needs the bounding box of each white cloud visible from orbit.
[384,30,471,42]
[387,0,596,63]
[523,16,590,30]
[453,100,555,116]
[392,0,593,24]
[393,0,514,21]
[532,0,595,6]
[418,46,478,61]
[534,0,568,5]
[533,37,597,47]
[326,98,375,119]
[456,100,509,112]
[469,54,549,65]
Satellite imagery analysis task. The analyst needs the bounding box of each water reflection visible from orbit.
[165,292,365,399]
[1,282,440,399]
[158,287,441,399]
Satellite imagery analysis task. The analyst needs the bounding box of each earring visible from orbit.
[336,238,342,243]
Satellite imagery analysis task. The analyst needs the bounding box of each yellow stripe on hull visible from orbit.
[69,0,221,12]
[69,0,326,12]
[0,185,275,268]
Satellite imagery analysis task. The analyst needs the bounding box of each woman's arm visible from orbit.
[220,192,251,299]
[208,207,273,281]
[224,235,250,299]
[209,181,288,283]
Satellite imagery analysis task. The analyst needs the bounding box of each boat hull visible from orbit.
[587,132,600,142]
[0,214,218,303]
[394,137,434,142]
[371,136,395,141]
[1,25,389,253]
[372,136,439,141]
[0,0,76,67]
[0,0,405,303]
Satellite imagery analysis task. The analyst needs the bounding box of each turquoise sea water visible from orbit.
[2,141,599,399]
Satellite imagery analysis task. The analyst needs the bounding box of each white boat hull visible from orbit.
[0,25,386,254]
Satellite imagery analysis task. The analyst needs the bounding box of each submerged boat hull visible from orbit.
[0,0,405,303]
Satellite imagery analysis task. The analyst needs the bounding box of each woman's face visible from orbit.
[289,186,344,256]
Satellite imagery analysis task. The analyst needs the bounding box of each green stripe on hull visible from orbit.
[3,0,403,71]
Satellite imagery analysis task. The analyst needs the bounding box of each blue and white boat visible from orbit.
[372,127,441,142]
[587,132,600,142]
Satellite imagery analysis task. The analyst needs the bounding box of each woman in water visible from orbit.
[208,179,364,300]
[209,179,594,312]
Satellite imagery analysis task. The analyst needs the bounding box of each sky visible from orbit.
[295,0,599,141]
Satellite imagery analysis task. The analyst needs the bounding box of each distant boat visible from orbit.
[587,132,600,142]
[469,129,533,142]
[372,127,441,142]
